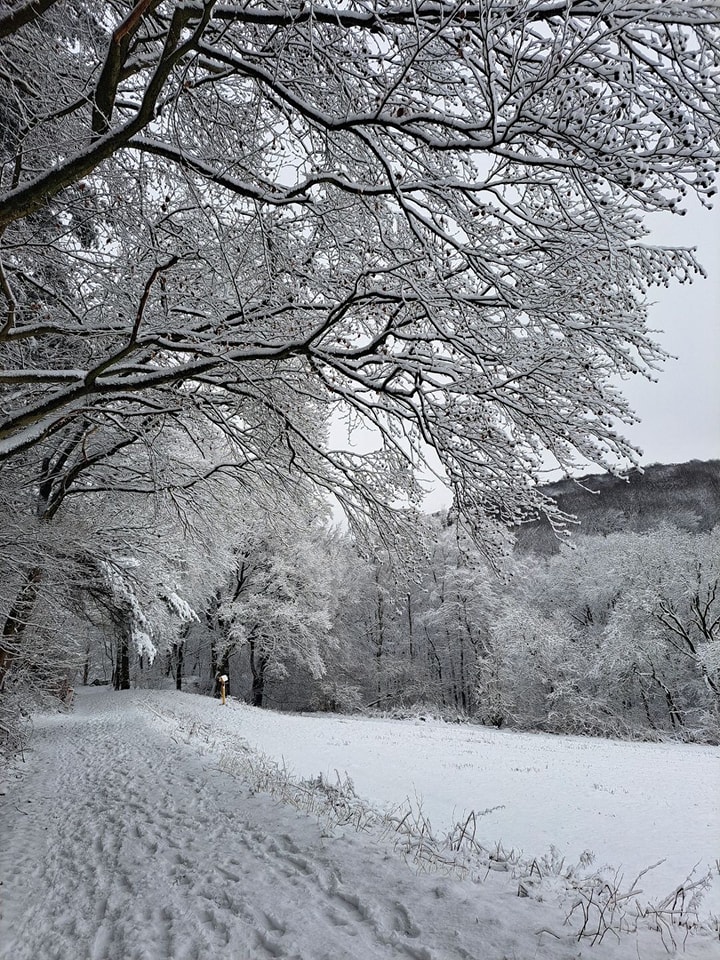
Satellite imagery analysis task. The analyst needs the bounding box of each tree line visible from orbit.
[48,493,720,744]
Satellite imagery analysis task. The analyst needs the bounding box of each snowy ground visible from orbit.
[218,698,720,914]
[0,689,718,960]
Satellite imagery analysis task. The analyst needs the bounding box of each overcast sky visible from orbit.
[622,199,719,468]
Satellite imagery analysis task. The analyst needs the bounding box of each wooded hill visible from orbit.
[516,459,720,553]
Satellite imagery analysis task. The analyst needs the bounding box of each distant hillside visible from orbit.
[515,459,720,554]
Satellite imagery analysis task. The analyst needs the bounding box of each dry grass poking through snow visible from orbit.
[148,699,719,953]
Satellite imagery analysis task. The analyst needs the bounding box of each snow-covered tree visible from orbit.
[0,417,254,699]
[2,3,720,749]
[417,521,499,714]
[199,495,340,707]
[605,527,720,735]
[482,527,720,739]
[2,1,719,551]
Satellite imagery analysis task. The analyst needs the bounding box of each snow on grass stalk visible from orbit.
[145,697,720,948]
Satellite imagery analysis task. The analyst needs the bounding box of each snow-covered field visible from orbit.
[1,688,718,960]
[226,698,720,912]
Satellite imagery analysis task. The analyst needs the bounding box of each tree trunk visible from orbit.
[249,641,267,708]
[0,566,43,692]
[406,593,414,660]
[373,583,385,698]
[650,665,682,730]
[114,633,130,690]
[458,632,467,712]
[175,642,183,691]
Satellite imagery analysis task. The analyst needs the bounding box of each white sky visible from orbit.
[624,199,720,467]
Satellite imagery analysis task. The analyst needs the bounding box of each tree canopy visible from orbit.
[1,0,718,547]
